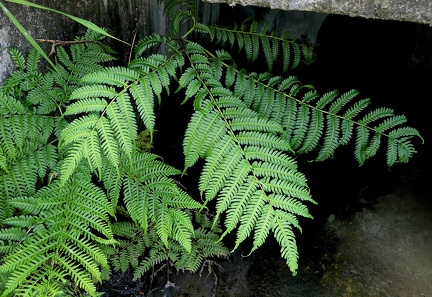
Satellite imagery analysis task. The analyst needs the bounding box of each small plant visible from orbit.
[0,0,423,295]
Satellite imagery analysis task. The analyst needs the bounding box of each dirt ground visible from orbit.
[321,164,432,297]
[171,165,431,297]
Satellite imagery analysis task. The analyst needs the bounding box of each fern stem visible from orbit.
[202,21,311,51]
[182,15,196,39]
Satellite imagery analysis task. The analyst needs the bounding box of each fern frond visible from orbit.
[64,98,108,115]
[328,89,359,114]
[232,189,266,249]
[180,61,314,273]
[170,209,194,253]
[61,114,100,147]
[133,248,167,280]
[229,68,421,165]
[297,108,324,154]
[354,125,369,164]
[395,137,417,163]
[106,101,135,157]
[182,107,225,171]
[60,139,87,183]
[55,256,97,295]
[0,175,115,296]
[0,120,17,161]
[94,121,118,169]
[134,33,168,57]
[388,126,423,140]
[127,224,227,280]
[374,115,407,133]
[199,136,241,200]
[25,47,42,76]
[8,47,26,70]
[237,131,292,151]
[69,84,117,101]
[0,155,41,199]
[26,75,60,114]
[110,222,148,271]
[154,203,172,248]
[315,114,340,161]
[251,161,307,186]
[0,93,27,115]
[359,107,394,125]
[120,150,202,255]
[123,176,149,230]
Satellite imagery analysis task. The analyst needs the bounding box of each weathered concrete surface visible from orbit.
[203,0,432,25]
[1,0,160,81]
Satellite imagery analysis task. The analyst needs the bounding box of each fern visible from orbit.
[0,1,424,295]
[178,51,315,273]
[0,31,120,296]
[60,35,185,182]
[223,68,422,165]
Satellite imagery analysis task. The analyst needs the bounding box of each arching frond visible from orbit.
[178,34,422,276]
[225,68,422,166]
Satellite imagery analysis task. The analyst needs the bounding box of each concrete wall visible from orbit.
[204,0,432,25]
[0,0,219,82]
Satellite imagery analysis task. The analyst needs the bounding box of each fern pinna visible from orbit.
[0,1,423,296]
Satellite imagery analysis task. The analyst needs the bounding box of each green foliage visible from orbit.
[0,173,115,296]
[111,218,228,281]
[0,1,423,296]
